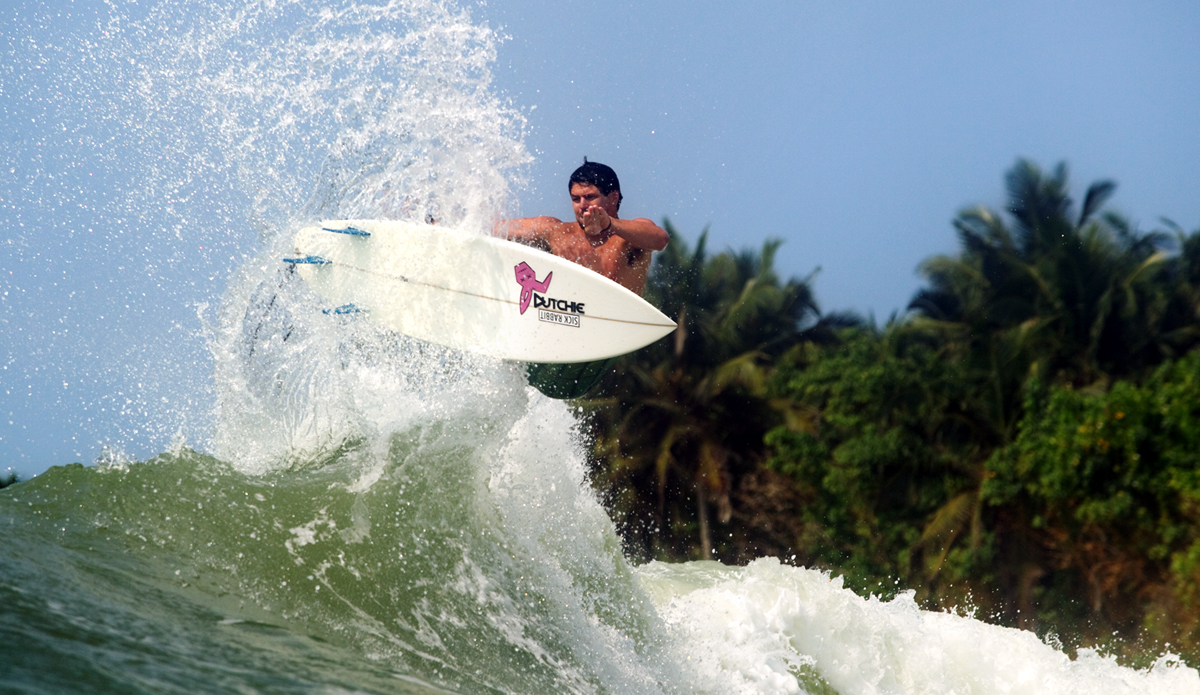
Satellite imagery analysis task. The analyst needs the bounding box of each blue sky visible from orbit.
[482,0,1200,320]
[3,0,1200,478]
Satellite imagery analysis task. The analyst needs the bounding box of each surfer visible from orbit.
[496,159,668,296]
[496,160,670,399]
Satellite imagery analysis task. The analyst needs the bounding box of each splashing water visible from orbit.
[2,1,1198,693]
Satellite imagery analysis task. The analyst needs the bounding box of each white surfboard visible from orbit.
[287,219,676,363]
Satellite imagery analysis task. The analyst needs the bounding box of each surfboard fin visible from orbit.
[282,255,331,265]
[323,304,363,315]
[322,226,371,237]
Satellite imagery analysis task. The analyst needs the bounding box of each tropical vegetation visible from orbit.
[584,159,1200,666]
[580,226,854,562]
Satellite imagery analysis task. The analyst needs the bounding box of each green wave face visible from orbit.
[1,420,674,694]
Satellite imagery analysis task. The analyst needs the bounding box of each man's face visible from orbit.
[570,183,620,224]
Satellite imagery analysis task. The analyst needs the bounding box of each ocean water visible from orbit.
[4,395,1198,694]
[3,0,1199,692]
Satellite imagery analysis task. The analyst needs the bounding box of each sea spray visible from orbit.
[171,0,533,470]
[100,0,529,234]
[2,0,527,462]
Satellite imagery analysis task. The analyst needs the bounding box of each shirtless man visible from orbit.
[496,160,669,398]
[496,160,668,295]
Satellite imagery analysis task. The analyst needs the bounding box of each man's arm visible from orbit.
[609,217,669,252]
[578,204,668,251]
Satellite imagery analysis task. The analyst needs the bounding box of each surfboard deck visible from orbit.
[287,220,676,363]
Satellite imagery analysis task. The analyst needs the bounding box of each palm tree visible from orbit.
[1149,219,1200,357]
[584,222,851,561]
[910,160,1179,432]
[906,160,1200,612]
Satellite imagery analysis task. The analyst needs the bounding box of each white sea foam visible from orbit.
[639,559,1200,695]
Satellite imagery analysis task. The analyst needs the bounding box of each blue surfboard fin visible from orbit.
[322,226,371,237]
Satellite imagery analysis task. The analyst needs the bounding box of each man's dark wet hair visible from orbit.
[569,158,623,207]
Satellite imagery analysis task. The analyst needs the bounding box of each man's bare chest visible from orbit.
[550,233,629,274]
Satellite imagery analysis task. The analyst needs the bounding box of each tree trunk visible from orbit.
[697,482,712,558]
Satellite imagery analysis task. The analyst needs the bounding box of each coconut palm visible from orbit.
[910,160,1181,433]
[907,160,1200,598]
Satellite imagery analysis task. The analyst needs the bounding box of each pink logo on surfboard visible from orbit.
[514,262,552,315]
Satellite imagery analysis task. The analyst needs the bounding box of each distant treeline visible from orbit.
[582,159,1200,666]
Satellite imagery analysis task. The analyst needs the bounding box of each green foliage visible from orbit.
[759,160,1200,662]
[983,352,1200,652]
[765,328,988,597]
[584,222,852,563]
[0,470,18,489]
